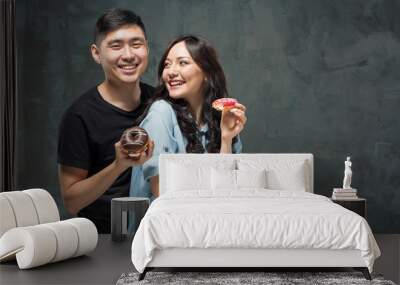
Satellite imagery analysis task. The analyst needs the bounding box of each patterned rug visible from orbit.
[116,271,396,285]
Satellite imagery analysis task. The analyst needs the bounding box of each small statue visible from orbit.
[342,156,352,189]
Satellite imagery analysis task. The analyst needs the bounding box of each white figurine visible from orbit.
[342,156,352,189]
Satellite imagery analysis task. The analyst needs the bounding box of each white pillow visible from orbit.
[166,160,236,192]
[211,168,236,190]
[211,168,268,190]
[238,159,307,191]
[236,169,267,189]
[167,163,211,191]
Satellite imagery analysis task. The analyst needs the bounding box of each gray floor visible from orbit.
[0,235,134,285]
[374,234,400,284]
[0,234,398,285]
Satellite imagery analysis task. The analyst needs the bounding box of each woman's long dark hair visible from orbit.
[137,35,237,153]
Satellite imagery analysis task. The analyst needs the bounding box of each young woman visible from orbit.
[130,35,247,199]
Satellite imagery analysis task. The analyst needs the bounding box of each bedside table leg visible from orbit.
[111,202,123,242]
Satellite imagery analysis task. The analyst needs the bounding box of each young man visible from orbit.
[57,9,154,233]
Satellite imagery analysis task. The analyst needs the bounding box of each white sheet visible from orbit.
[131,190,380,273]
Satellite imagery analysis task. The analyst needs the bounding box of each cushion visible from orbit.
[0,191,39,227]
[166,160,236,192]
[42,221,79,262]
[167,163,211,191]
[0,226,57,268]
[211,168,268,191]
[211,168,237,190]
[23,189,60,224]
[238,159,307,191]
[236,169,268,189]
[0,196,17,237]
[65,218,98,257]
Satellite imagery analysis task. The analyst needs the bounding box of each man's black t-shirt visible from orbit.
[57,82,154,233]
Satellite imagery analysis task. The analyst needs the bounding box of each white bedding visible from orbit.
[131,190,380,273]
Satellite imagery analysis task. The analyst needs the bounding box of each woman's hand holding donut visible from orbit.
[220,102,247,142]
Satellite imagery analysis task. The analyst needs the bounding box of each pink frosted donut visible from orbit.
[212,98,238,111]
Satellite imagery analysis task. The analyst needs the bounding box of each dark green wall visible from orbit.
[16,0,400,233]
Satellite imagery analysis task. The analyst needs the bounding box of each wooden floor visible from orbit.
[373,234,400,284]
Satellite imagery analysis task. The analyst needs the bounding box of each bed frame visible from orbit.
[140,248,370,280]
[138,154,371,280]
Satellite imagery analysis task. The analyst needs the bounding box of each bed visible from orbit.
[131,154,380,280]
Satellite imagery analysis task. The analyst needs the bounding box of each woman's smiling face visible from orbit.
[162,41,206,101]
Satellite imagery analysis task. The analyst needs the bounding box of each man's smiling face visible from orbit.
[92,24,149,85]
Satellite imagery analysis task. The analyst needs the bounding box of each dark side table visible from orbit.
[111,197,150,242]
[331,197,366,218]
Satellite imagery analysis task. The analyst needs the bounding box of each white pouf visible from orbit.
[0,219,98,269]
[23,189,60,224]
[0,196,17,237]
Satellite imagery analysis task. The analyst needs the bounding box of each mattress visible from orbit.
[131,190,380,273]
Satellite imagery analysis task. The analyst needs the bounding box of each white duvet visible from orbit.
[131,190,380,273]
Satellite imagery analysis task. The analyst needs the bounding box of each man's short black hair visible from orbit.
[94,8,146,45]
